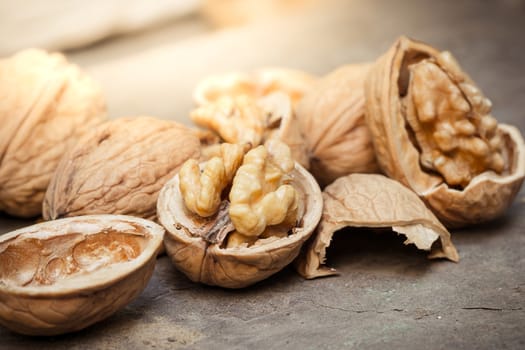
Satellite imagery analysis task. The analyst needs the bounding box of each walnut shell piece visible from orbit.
[157,160,322,288]
[43,117,201,221]
[296,174,459,279]
[0,214,164,336]
[0,49,106,218]
[364,36,525,227]
[295,64,379,187]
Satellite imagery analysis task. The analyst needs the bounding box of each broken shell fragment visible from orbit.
[364,36,525,227]
[296,174,458,279]
[0,215,164,335]
[157,143,322,288]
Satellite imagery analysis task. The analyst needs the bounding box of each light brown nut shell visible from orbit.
[0,49,106,218]
[157,163,323,288]
[193,67,317,107]
[296,174,459,279]
[364,36,525,227]
[0,214,164,336]
[296,64,379,187]
[43,117,201,221]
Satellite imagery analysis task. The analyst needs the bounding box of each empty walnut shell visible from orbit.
[296,174,459,279]
[0,49,106,218]
[193,67,317,107]
[43,117,201,221]
[157,162,322,288]
[365,36,525,227]
[0,215,164,335]
[296,64,379,187]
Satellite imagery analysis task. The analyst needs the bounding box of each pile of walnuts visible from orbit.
[0,36,524,335]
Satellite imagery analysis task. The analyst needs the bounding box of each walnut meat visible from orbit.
[365,37,525,227]
[295,64,379,187]
[296,174,459,279]
[43,117,201,221]
[157,141,322,288]
[0,49,106,217]
[0,215,164,335]
[193,68,317,107]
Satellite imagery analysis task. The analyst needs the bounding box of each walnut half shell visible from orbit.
[0,215,164,336]
[365,36,525,227]
[157,162,322,288]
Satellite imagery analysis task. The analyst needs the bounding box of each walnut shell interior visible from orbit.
[157,163,322,288]
[0,215,164,336]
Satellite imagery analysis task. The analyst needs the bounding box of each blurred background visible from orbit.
[1,0,524,127]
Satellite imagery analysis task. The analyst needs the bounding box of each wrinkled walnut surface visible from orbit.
[43,116,201,221]
[0,49,106,218]
[296,64,379,187]
[0,215,164,335]
[296,174,459,279]
[364,36,525,227]
[157,161,322,288]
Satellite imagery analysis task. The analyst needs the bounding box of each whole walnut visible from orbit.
[295,64,379,187]
[43,117,201,221]
[0,49,107,217]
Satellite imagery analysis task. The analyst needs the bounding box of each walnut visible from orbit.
[0,215,164,335]
[0,49,106,218]
[157,141,322,288]
[228,140,298,246]
[179,143,245,217]
[191,95,266,146]
[295,64,379,187]
[193,68,317,107]
[296,174,459,279]
[192,90,310,169]
[365,37,525,227]
[191,68,315,168]
[43,117,201,221]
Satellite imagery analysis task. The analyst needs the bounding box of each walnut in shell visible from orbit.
[157,141,322,288]
[296,174,459,279]
[43,117,201,221]
[0,49,106,218]
[295,64,379,187]
[365,36,525,227]
[192,91,310,169]
[0,215,164,335]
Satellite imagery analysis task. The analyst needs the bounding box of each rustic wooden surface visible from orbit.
[1,0,524,348]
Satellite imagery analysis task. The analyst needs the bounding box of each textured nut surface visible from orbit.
[295,64,379,187]
[296,174,459,279]
[157,142,322,288]
[404,53,503,187]
[364,36,525,227]
[43,117,201,221]
[0,49,106,217]
[228,141,298,244]
[180,143,245,217]
[0,215,164,335]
